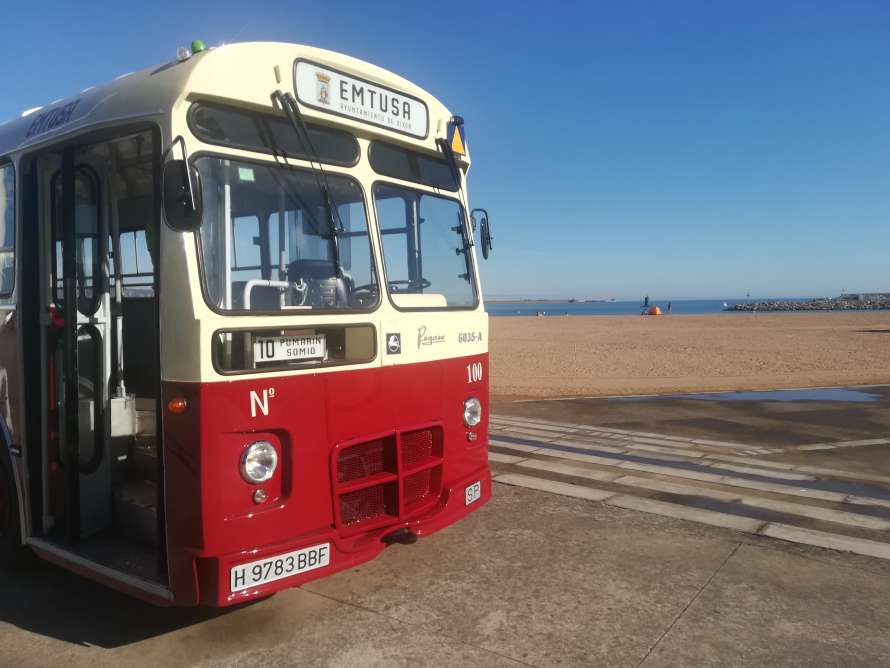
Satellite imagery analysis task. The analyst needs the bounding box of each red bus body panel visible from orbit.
[162,353,490,606]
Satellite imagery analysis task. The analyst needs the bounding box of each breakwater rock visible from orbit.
[726,294,890,312]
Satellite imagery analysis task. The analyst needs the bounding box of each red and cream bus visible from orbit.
[0,41,494,606]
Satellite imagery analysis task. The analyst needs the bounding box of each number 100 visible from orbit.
[466,362,483,383]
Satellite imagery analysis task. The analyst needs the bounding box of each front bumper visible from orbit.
[194,465,492,607]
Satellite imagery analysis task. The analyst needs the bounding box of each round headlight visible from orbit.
[241,440,278,484]
[463,397,482,427]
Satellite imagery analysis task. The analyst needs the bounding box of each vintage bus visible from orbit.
[0,41,494,606]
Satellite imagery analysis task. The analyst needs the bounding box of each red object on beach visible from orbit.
[642,307,663,316]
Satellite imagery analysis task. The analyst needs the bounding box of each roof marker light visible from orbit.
[176,46,191,62]
[191,40,206,54]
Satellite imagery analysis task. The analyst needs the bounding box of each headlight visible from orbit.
[463,397,482,427]
[241,440,278,483]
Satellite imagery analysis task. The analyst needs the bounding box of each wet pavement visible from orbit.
[615,387,882,403]
[495,383,890,452]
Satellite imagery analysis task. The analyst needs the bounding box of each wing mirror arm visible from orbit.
[163,136,203,232]
[172,136,196,211]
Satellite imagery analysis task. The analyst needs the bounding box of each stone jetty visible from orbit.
[726,293,890,312]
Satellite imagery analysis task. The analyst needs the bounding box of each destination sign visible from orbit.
[254,334,326,363]
[295,61,428,138]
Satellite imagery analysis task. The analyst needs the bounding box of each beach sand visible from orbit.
[490,312,890,400]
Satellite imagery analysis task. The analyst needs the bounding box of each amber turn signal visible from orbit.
[167,397,188,414]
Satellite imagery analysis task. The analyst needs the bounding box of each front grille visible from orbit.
[337,437,393,483]
[401,428,436,468]
[340,483,397,525]
[333,426,444,533]
[404,469,433,506]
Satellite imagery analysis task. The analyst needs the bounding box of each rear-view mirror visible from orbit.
[471,208,493,259]
[163,159,203,232]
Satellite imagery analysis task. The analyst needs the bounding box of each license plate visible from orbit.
[465,480,482,506]
[230,542,330,593]
[253,334,326,363]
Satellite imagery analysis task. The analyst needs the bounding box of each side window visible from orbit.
[0,165,14,296]
[114,229,155,294]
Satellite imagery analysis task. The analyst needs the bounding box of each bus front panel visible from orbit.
[162,350,490,606]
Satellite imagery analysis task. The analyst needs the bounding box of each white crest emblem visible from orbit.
[316,72,331,105]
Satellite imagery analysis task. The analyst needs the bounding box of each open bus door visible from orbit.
[21,128,167,595]
[53,150,116,539]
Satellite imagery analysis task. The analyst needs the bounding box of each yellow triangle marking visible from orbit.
[451,128,465,155]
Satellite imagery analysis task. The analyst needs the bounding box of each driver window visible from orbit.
[196,157,378,312]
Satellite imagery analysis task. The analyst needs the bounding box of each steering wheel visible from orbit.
[387,279,431,293]
[349,283,378,308]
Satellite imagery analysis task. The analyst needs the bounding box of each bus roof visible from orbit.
[0,42,465,161]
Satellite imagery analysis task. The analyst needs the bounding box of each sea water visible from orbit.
[484,299,814,317]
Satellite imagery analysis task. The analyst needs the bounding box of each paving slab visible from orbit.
[303,484,743,668]
[495,473,617,501]
[642,542,890,667]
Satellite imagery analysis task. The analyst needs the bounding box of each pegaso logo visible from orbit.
[417,325,445,349]
[316,71,331,105]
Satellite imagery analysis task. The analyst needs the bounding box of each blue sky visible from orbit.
[2,1,889,299]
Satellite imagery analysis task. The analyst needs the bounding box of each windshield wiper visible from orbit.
[436,136,475,286]
[436,136,474,255]
[272,89,344,277]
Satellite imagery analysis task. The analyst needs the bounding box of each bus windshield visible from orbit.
[196,157,377,312]
[374,184,476,309]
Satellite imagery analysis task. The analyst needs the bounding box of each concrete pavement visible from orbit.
[4,386,890,665]
[4,483,890,666]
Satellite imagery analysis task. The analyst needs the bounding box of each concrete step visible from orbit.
[493,471,890,561]
[487,420,890,560]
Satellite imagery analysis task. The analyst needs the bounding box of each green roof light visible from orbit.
[191,40,206,54]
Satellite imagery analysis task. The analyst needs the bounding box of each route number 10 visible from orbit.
[466,362,483,383]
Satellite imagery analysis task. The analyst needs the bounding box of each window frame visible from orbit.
[192,151,382,317]
[187,101,360,168]
[372,179,479,313]
[0,161,15,299]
